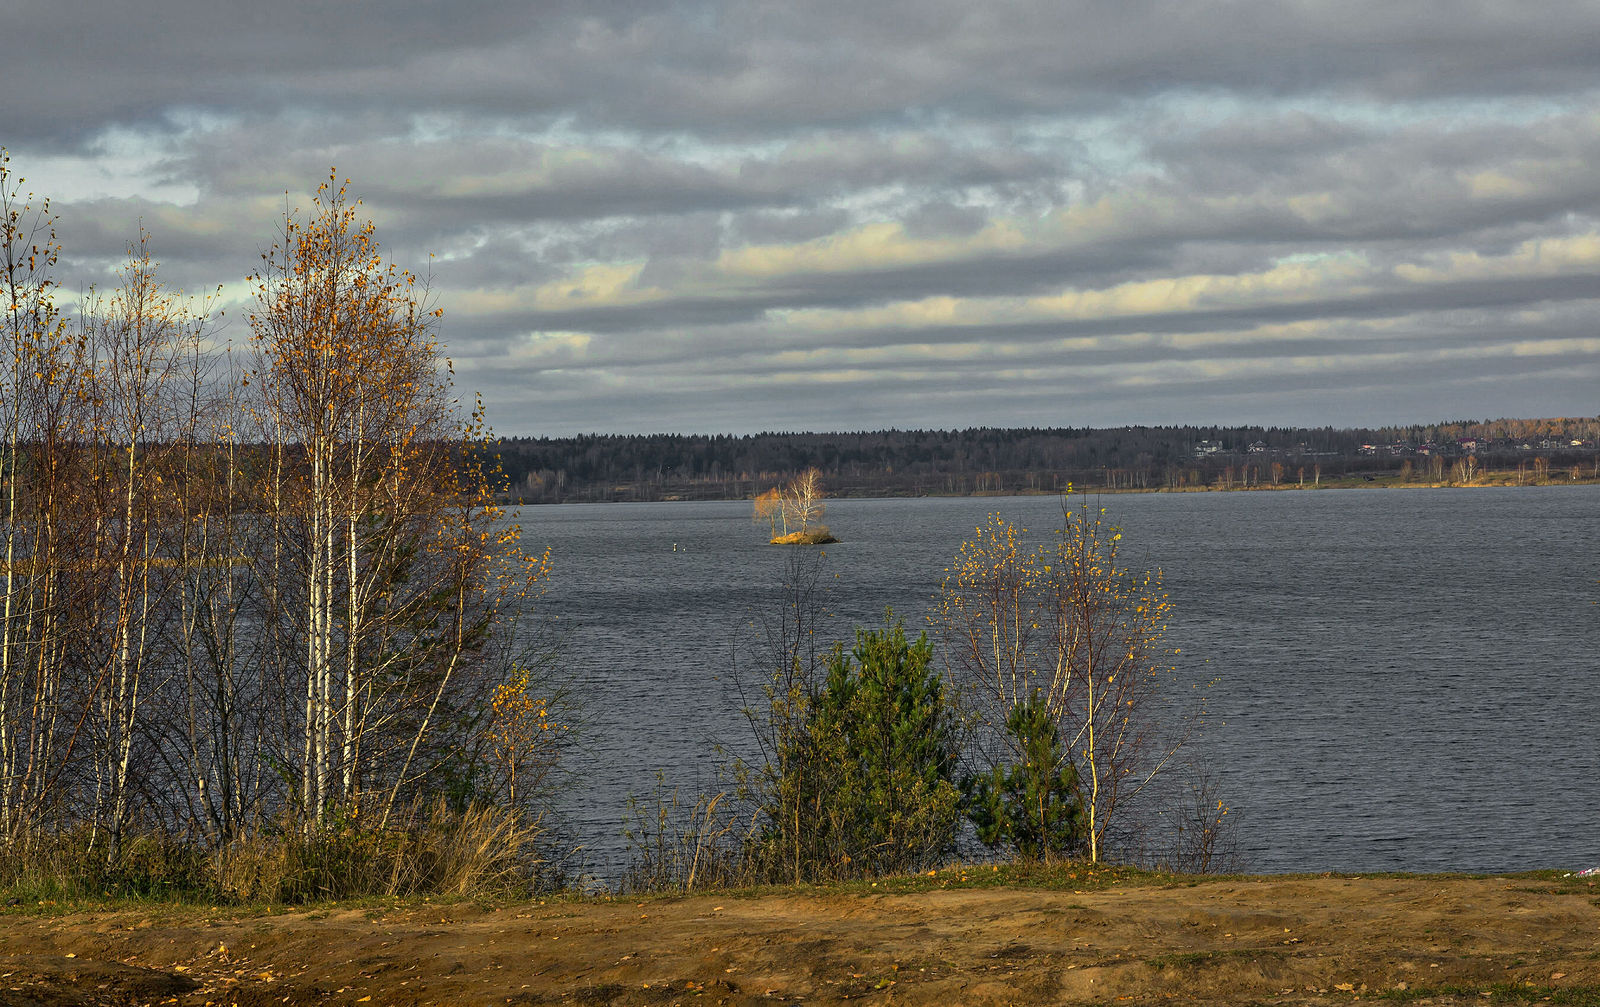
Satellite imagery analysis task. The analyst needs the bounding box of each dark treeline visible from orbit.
[490,419,1600,503]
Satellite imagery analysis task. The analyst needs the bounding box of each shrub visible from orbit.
[0,827,211,902]
[0,802,555,905]
[217,802,552,903]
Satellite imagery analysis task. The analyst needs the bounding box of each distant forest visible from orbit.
[488,418,1600,504]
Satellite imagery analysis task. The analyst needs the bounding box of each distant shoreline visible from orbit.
[491,421,1600,505]
[510,475,1600,505]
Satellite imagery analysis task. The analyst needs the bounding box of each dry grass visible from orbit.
[1,801,555,906]
[770,527,838,545]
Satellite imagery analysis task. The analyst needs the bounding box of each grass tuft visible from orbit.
[1,801,558,908]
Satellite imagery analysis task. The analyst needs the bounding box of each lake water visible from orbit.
[520,487,1600,878]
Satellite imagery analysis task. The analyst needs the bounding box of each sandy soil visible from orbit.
[1,872,1596,1005]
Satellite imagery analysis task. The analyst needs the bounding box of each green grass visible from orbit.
[843,860,1170,894]
[1377,982,1600,1004]
[1145,948,1288,970]
[618,860,1189,902]
[4,852,1591,917]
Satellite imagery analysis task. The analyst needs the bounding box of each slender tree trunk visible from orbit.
[1083,641,1099,863]
[305,437,322,831]
[343,407,364,806]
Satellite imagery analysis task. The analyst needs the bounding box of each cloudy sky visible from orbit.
[7,1,1600,435]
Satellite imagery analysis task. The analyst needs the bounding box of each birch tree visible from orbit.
[937,494,1184,862]
[250,174,449,829]
[1040,497,1176,862]
[248,173,541,834]
[752,487,784,536]
[760,469,830,543]
[783,468,826,534]
[0,150,96,846]
[934,513,1040,770]
[77,232,215,858]
[169,340,264,846]
[0,159,561,873]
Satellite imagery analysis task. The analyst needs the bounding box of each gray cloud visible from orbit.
[15,1,1600,142]
[24,16,1536,139]
[6,0,1600,433]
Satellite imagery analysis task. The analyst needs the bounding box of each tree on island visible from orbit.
[783,467,826,534]
[755,468,836,544]
[753,487,784,537]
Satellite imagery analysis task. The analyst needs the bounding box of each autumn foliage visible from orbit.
[754,467,836,544]
[0,155,562,897]
[936,494,1182,862]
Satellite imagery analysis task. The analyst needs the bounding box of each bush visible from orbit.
[965,692,1087,861]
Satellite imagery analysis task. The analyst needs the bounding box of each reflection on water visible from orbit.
[521,487,1600,877]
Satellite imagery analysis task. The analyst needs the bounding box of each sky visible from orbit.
[6,1,1600,436]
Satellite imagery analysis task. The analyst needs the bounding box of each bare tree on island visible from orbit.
[784,468,825,534]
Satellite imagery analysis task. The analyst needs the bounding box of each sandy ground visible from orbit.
[1,872,1597,1006]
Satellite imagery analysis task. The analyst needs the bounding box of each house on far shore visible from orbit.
[1193,439,1223,457]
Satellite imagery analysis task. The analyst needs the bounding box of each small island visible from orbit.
[770,527,838,545]
[754,467,838,544]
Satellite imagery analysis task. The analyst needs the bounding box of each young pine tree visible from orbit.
[965,693,1086,861]
[768,619,961,879]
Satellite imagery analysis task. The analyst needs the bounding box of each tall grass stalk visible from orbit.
[622,775,757,893]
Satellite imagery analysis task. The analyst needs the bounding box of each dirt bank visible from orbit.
[1,871,1596,1005]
